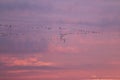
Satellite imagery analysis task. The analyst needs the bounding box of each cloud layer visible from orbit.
[0,0,120,80]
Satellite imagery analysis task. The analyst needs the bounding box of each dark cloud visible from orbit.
[0,37,48,54]
[0,0,120,29]
[64,63,120,71]
[0,23,51,55]
[0,0,53,13]
[0,65,62,71]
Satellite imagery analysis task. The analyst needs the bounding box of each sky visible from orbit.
[0,0,120,80]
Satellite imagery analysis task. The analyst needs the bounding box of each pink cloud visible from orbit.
[0,55,54,66]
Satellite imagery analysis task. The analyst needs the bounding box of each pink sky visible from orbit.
[0,0,120,80]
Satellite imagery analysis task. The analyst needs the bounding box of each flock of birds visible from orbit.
[58,26,101,43]
[0,23,112,43]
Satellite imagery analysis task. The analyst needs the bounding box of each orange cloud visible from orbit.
[0,55,54,66]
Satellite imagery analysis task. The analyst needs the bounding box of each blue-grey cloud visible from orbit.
[0,0,53,13]
[0,37,48,54]
[0,65,63,71]
[0,0,120,29]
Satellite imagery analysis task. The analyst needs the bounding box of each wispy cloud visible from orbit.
[0,0,120,28]
[0,56,54,66]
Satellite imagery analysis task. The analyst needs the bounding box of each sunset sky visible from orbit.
[0,0,120,80]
